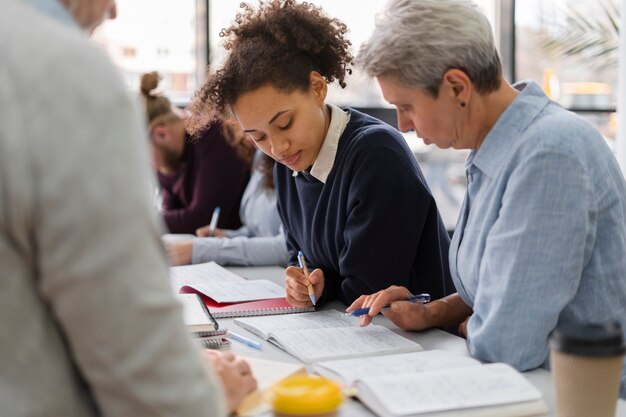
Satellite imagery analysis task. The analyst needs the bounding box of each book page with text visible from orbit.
[314,350,480,385]
[170,261,244,292]
[268,325,422,363]
[189,279,285,303]
[234,310,355,339]
[356,363,543,416]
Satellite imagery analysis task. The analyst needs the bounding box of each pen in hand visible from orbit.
[297,251,316,306]
[208,207,221,236]
[345,293,431,317]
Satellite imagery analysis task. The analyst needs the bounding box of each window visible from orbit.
[207,1,495,230]
[209,1,496,108]
[93,0,496,111]
[94,1,498,231]
[515,0,619,143]
[92,0,200,106]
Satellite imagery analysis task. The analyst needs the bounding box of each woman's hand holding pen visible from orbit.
[201,350,257,413]
[348,287,474,333]
[347,285,433,330]
[196,225,225,237]
[284,265,324,308]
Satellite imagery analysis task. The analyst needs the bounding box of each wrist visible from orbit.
[426,298,450,328]
[183,241,193,264]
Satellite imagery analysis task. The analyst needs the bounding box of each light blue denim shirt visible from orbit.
[450,81,626,398]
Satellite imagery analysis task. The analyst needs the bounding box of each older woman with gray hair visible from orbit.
[348,0,626,398]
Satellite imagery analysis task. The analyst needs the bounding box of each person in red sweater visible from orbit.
[141,71,250,234]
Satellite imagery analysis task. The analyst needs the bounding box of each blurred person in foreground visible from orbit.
[349,0,626,398]
[142,71,250,234]
[0,0,256,415]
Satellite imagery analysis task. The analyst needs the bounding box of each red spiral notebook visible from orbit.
[180,287,315,318]
[173,262,315,318]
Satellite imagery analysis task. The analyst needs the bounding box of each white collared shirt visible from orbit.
[292,104,349,183]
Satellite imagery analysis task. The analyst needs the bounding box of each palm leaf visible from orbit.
[540,0,620,70]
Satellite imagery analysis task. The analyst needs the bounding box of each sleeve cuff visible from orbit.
[191,238,222,264]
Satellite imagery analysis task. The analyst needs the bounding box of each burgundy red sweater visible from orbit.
[158,122,250,234]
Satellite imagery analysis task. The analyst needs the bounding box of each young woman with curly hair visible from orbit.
[187,0,454,308]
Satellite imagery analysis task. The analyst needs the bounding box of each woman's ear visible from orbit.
[441,69,472,107]
[309,71,328,105]
[150,124,171,145]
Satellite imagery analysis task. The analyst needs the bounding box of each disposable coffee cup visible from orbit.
[549,322,625,417]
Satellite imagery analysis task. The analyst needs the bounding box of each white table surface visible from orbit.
[221,266,626,417]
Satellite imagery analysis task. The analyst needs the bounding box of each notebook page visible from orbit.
[188,279,285,303]
[170,261,244,292]
[314,350,481,385]
[356,363,542,416]
[268,325,422,363]
[234,310,354,339]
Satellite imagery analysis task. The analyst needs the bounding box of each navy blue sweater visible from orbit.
[275,109,454,305]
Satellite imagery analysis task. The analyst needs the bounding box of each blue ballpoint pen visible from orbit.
[345,293,431,317]
[227,331,263,350]
[297,251,317,306]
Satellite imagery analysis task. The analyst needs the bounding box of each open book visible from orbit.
[234,310,422,363]
[170,262,314,318]
[314,350,547,417]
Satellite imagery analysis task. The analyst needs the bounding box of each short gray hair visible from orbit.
[357,0,502,97]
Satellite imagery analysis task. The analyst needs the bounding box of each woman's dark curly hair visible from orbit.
[186,0,353,137]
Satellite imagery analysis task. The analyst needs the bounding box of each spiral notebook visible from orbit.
[197,292,314,318]
[172,262,314,318]
[194,335,231,349]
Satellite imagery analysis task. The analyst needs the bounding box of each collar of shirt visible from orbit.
[291,104,350,184]
[467,81,550,179]
[24,0,79,29]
